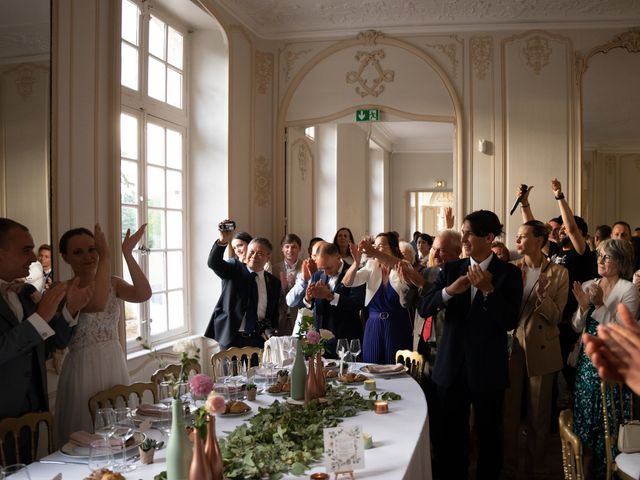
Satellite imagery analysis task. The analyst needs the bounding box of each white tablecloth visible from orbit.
[27,368,431,479]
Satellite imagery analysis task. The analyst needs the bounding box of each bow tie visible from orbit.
[0,280,25,295]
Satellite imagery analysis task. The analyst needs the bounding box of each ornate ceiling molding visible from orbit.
[576,27,640,83]
[282,47,313,82]
[425,41,459,78]
[255,50,273,94]
[346,49,395,97]
[357,30,385,46]
[470,36,493,80]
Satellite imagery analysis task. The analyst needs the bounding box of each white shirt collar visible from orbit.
[470,253,494,271]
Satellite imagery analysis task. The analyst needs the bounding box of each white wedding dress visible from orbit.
[55,288,130,446]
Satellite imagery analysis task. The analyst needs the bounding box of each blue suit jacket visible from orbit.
[418,256,523,392]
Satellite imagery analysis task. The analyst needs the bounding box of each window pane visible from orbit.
[166,129,182,169]
[147,209,165,249]
[148,251,166,292]
[147,166,165,208]
[147,56,166,102]
[121,206,138,238]
[166,211,182,249]
[167,251,183,289]
[120,113,138,159]
[124,302,141,341]
[148,15,166,60]
[168,290,184,330]
[121,42,139,90]
[121,0,139,45]
[146,123,165,166]
[166,170,182,210]
[167,27,183,69]
[150,293,167,335]
[121,160,138,204]
[166,68,182,109]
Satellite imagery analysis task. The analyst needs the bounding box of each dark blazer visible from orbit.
[204,241,281,348]
[309,262,365,342]
[0,284,73,418]
[418,256,523,392]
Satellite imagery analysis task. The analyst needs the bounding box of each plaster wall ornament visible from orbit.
[425,42,458,77]
[283,48,313,82]
[470,36,493,80]
[255,50,274,94]
[292,139,312,181]
[346,50,395,98]
[357,30,385,46]
[577,28,640,82]
[522,36,552,75]
[254,156,272,207]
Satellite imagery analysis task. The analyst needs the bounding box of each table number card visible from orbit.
[323,425,365,473]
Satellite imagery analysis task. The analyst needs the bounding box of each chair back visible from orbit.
[211,347,262,381]
[88,382,157,423]
[601,381,635,480]
[558,409,584,480]
[395,349,424,384]
[0,411,54,466]
[151,362,201,397]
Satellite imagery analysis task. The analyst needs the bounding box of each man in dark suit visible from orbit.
[0,218,93,461]
[205,221,281,349]
[303,242,364,357]
[418,210,523,480]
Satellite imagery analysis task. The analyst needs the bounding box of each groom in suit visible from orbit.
[303,242,364,357]
[205,221,281,349]
[0,218,93,461]
[418,210,523,480]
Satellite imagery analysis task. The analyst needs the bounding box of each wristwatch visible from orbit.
[555,192,565,200]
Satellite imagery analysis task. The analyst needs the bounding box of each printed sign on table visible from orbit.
[323,425,365,473]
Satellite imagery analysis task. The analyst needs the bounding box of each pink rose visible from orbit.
[306,330,321,344]
[189,373,214,397]
[205,392,226,414]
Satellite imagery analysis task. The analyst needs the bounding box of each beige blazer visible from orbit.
[512,257,569,377]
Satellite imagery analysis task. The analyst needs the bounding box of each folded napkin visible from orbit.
[69,431,121,447]
[363,364,405,374]
[137,403,171,418]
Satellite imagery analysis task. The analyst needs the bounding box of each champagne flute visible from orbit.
[93,407,116,441]
[349,339,362,364]
[113,407,136,472]
[88,439,115,472]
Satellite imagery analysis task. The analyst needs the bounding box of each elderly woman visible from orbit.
[571,238,640,479]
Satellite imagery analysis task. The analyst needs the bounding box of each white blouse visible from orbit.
[572,278,640,332]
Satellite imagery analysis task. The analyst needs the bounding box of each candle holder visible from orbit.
[310,473,330,480]
[373,400,389,414]
[363,379,376,391]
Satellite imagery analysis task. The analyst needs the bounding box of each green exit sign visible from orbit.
[355,109,380,122]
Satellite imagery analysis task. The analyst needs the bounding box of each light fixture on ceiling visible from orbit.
[435,180,446,188]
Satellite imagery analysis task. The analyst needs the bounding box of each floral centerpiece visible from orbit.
[297,307,334,356]
[189,373,214,400]
[173,339,200,383]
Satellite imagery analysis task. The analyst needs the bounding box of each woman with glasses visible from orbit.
[571,238,640,479]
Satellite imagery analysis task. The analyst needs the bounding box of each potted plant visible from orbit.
[139,438,159,464]
[246,383,257,401]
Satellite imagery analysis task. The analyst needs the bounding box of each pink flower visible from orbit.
[205,392,226,414]
[189,373,214,397]
[306,330,321,344]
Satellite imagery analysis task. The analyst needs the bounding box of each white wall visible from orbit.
[336,124,368,240]
[390,152,453,238]
[315,124,337,239]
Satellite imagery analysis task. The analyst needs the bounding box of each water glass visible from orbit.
[94,407,116,440]
[2,464,31,479]
[88,439,115,472]
[337,338,349,361]
[113,408,136,473]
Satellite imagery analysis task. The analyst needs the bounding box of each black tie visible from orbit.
[245,272,259,333]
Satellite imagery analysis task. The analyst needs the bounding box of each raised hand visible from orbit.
[517,184,533,203]
[572,281,590,313]
[350,241,363,265]
[444,207,455,229]
[467,264,493,294]
[302,258,317,282]
[94,224,110,260]
[551,178,562,197]
[218,218,234,244]
[36,282,67,322]
[65,277,95,315]
[122,224,147,256]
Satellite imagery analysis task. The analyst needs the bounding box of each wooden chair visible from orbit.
[395,349,424,384]
[151,362,201,397]
[210,347,262,381]
[558,409,584,480]
[88,382,157,423]
[0,411,54,465]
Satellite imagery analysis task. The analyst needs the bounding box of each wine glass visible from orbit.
[336,338,349,373]
[349,339,362,372]
[88,439,115,472]
[93,407,116,441]
[113,407,136,472]
[1,464,30,479]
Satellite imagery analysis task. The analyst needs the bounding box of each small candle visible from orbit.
[363,432,373,449]
[374,400,389,414]
[364,379,376,391]
[310,473,330,480]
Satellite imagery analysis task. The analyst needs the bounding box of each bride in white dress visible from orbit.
[55,224,151,446]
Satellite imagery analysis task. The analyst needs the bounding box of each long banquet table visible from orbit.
[26,367,431,479]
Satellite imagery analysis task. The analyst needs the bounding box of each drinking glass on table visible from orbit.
[88,439,115,472]
[1,464,31,479]
[349,339,362,367]
[94,407,116,441]
[113,407,136,472]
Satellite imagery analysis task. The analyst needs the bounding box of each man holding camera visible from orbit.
[205,219,281,348]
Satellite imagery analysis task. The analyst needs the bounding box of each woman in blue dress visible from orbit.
[343,233,420,364]
[571,238,640,479]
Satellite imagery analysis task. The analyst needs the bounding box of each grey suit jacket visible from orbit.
[0,285,73,418]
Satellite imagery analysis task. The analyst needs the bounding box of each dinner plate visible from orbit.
[266,389,289,396]
[60,431,145,458]
[336,375,368,385]
[359,365,408,377]
[219,405,253,417]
